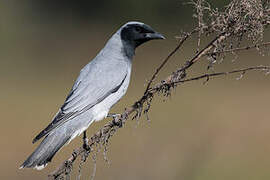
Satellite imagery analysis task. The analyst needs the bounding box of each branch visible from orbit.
[204,42,270,57]
[147,32,229,93]
[144,29,197,94]
[175,66,270,84]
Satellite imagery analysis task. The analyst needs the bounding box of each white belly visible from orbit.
[91,69,131,122]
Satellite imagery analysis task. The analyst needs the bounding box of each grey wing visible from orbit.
[32,60,128,143]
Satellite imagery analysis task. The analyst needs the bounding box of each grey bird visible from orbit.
[20,21,164,170]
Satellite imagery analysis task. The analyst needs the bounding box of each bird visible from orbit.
[20,21,165,170]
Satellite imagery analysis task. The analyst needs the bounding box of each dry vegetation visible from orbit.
[48,0,270,179]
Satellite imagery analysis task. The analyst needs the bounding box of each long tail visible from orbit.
[20,111,94,170]
[20,128,72,170]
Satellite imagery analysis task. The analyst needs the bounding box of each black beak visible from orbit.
[145,32,165,40]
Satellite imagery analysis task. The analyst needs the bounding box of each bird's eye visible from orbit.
[135,26,142,33]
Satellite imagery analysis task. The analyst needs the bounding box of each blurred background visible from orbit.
[1,0,270,179]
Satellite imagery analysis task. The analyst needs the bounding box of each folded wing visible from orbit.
[33,59,128,143]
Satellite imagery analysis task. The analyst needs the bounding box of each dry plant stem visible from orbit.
[154,32,229,87]
[144,29,197,94]
[196,0,203,49]
[175,66,270,84]
[48,146,86,180]
[204,42,270,57]
[142,66,270,98]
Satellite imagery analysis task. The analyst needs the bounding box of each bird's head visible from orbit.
[120,21,165,48]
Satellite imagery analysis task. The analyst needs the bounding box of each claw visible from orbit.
[107,113,121,118]
[108,113,123,127]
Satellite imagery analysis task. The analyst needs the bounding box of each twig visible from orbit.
[204,42,270,57]
[144,29,197,95]
[196,0,204,49]
[149,32,229,90]
[174,66,270,84]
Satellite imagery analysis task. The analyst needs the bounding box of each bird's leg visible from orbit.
[83,131,88,150]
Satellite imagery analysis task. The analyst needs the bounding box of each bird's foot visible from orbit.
[108,113,123,127]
